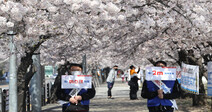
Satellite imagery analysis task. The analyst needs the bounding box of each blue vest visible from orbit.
[146,81,175,107]
[64,89,90,106]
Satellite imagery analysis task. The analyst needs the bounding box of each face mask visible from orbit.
[71,71,82,75]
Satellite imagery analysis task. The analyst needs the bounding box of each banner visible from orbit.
[145,67,176,80]
[207,62,212,96]
[61,75,92,89]
[181,63,199,94]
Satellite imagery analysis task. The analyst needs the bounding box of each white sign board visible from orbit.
[181,63,199,94]
[145,67,176,81]
[207,62,212,96]
[61,75,92,89]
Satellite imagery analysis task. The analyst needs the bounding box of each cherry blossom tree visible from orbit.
[0,0,211,111]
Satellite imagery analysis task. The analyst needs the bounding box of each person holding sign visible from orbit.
[56,63,96,112]
[141,61,181,112]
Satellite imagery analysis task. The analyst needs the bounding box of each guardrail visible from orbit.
[0,81,53,112]
[0,72,105,112]
[92,72,105,88]
[0,88,9,112]
[44,82,52,104]
[92,76,100,88]
[26,89,31,111]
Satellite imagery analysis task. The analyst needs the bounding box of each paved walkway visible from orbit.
[42,79,211,112]
[42,78,148,112]
[89,79,148,112]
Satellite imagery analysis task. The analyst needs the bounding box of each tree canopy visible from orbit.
[0,0,211,69]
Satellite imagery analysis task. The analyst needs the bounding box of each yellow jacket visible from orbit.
[130,69,137,75]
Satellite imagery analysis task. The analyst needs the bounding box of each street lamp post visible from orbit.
[8,31,17,112]
[82,54,87,74]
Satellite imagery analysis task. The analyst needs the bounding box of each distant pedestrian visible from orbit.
[129,65,140,100]
[125,71,129,82]
[106,65,118,99]
[121,73,125,83]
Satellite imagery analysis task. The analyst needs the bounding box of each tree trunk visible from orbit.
[17,55,33,112]
[16,34,52,111]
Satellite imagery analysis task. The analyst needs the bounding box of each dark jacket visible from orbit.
[56,78,95,112]
[141,80,180,107]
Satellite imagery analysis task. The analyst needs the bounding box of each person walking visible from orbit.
[129,65,140,100]
[106,65,118,99]
[125,71,129,82]
[121,72,125,83]
[141,61,181,112]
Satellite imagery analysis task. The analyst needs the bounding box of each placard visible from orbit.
[145,67,176,80]
[61,75,92,89]
[181,63,199,94]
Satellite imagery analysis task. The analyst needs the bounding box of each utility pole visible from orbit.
[30,53,42,112]
[82,54,87,74]
[8,31,17,112]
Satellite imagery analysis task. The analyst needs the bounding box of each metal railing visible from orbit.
[0,70,105,112]
[92,70,106,88]
[0,81,53,112]
[0,88,9,112]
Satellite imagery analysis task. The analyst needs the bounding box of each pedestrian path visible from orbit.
[41,78,211,112]
[89,78,148,112]
[42,78,148,112]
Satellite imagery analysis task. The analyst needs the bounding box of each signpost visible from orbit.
[45,66,53,77]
